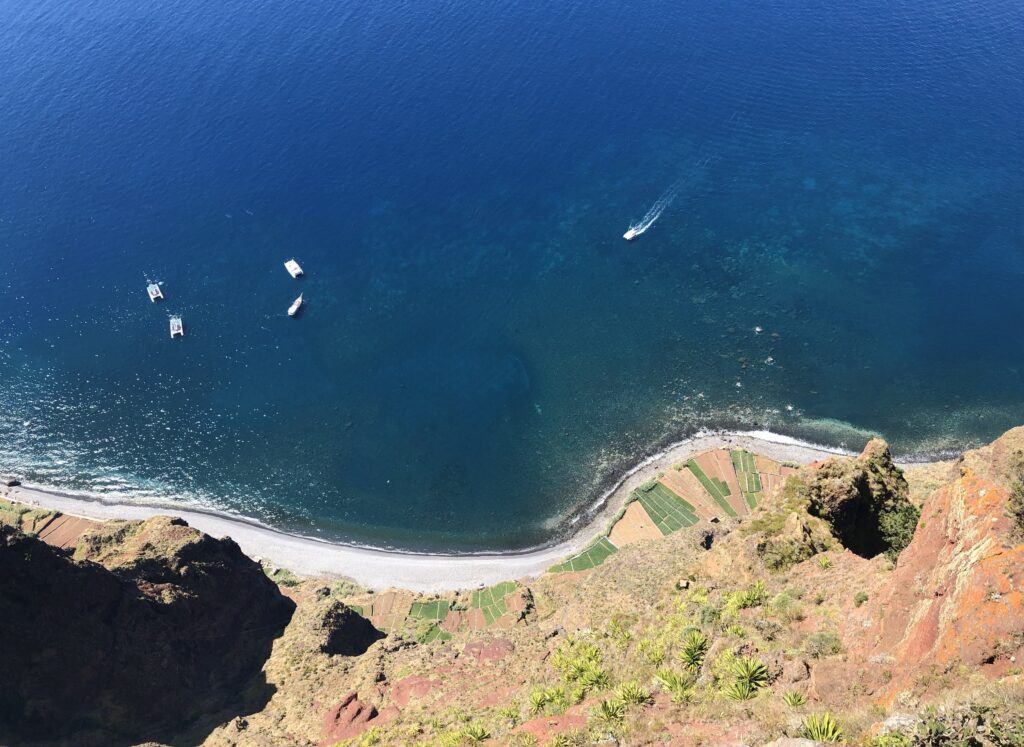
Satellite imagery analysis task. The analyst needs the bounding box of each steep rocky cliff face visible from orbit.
[0,516,295,747]
[841,428,1024,703]
[799,438,919,559]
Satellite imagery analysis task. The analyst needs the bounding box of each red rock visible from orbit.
[321,691,379,745]
[517,708,587,741]
[390,674,442,708]
[464,638,514,662]
[845,469,1024,701]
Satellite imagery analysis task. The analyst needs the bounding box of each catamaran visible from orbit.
[169,315,184,338]
[288,294,303,317]
[147,283,164,302]
[284,259,303,278]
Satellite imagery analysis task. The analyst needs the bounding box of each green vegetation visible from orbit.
[469,580,516,625]
[633,481,698,535]
[854,590,869,607]
[679,630,709,670]
[552,636,611,698]
[591,698,626,726]
[724,656,768,701]
[879,500,921,562]
[410,598,449,622]
[1008,450,1024,540]
[725,580,767,614]
[782,690,807,707]
[655,670,695,704]
[615,681,652,706]
[528,686,570,716]
[802,712,843,742]
[731,450,764,508]
[416,623,452,644]
[264,566,301,587]
[549,536,618,573]
[686,460,738,517]
[915,702,1024,745]
[804,630,843,658]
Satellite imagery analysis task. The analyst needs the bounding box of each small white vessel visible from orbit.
[169,315,184,338]
[284,259,303,278]
[288,294,303,317]
[147,283,164,302]
[623,227,639,241]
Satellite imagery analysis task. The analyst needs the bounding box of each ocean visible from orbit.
[1,0,1022,550]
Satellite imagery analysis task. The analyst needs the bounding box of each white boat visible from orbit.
[147,283,164,302]
[284,259,303,278]
[169,315,184,338]
[288,294,303,317]
[623,227,639,241]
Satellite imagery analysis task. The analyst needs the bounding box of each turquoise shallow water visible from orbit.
[0,0,1022,550]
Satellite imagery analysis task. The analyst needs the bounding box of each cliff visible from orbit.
[3,430,1024,746]
[0,516,295,747]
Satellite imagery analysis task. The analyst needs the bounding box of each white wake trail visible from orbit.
[623,182,680,240]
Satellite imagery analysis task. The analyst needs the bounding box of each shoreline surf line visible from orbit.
[3,429,887,593]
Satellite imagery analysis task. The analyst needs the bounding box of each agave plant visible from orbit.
[616,681,653,707]
[802,712,843,742]
[724,680,758,701]
[591,698,627,726]
[528,688,549,715]
[655,669,695,704]
[679,630,710,670]
[782,690,808,707]
[461,723,492,743]
[731,656,769,690]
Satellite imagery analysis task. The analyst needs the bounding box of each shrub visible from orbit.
[802,712,843,742]
[591,699,626,726]
[804,631,843,659]
[815,554,833,569]
[548,730,587,747]
[528,686,569,715]
[916,702,1024,745]
[497,703,520,726]
[726,580,768,614]
[461,723,491,743]
[616,681,652,707]
[655,670,695,704]
[879,500,921,561]
[724,656,768,700]
[854,591,869,607]
[731,657,768,690]
[679,630,709,670]
[782,690,807,707]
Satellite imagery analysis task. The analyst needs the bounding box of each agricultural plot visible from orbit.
[685,459,738,517]
[418,624,453,644]
[410,598,450,623]
[549,536,618,573]
[608,500,663,546]
[730,450,764,509]
[470,581,518,626]
[633,481,698,535]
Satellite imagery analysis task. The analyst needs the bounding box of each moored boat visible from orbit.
[288,294,303,317]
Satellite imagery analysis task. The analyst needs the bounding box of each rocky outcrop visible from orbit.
[800,438,919,559]
[0,516,294,747]
[320,692,380,745]
[842,430,1024,702]
[310,596,385,656]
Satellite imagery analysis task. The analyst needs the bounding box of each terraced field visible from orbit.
[550,447,791,574]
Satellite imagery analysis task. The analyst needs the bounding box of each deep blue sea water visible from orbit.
[1,0,1022,550]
